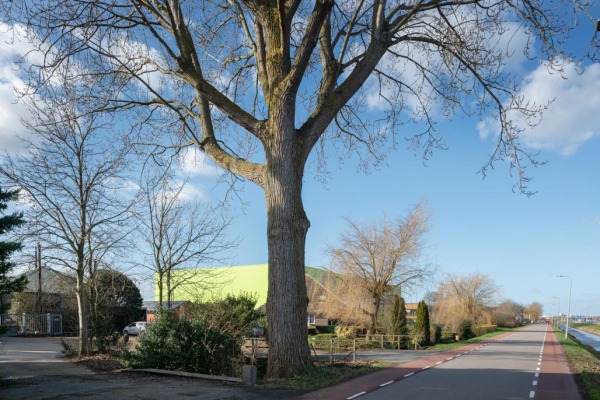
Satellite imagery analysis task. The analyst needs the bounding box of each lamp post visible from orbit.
[552,296,560,327]
[557,275,572,339]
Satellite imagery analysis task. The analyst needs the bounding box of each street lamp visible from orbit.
[557,275,572,339]
[552,296,560,327]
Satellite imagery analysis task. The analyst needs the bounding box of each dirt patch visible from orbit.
[76,354,124,373]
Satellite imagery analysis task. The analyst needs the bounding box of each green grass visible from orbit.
[554,327,600,400]
[572,323,600,335]
[261,361,388,390]
[427,328,513,350]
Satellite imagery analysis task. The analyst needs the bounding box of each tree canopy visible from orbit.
[2,0,595,377]
[0,187,27,316]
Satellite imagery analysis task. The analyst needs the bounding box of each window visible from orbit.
[307,314,315,325]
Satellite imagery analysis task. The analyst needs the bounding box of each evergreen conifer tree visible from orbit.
[415,300,431,346]
[0,187,27,318]
[391,294,408,347]
[423,302,431,346]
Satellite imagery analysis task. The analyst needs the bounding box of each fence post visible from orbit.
[380,335,383,349]
[47,313,52,335]
[329,339,333,363]
[353,339,356,362]
[22,313,27,336]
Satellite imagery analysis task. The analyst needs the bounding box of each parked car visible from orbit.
[123,321,148,336]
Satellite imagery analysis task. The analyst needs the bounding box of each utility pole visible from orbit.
[37,243,42,314]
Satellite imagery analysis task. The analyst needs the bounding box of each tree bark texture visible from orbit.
[263,109,311,377]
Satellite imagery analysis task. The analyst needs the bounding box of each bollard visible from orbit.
[242,365,257,386]
[123,332,129,343]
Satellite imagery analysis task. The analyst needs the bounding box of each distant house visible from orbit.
[0,266,78,333]
[143,301,188,322]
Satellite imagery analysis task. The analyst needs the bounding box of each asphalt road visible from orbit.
[358,324,545,399]
[299,324,579,400]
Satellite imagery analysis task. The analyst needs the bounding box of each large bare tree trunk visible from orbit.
[264,116,311,378]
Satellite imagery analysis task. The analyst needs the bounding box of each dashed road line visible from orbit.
[529,390,536,398]
[346,391,367,399]
[404,372,414,378]
[380,381,394,387]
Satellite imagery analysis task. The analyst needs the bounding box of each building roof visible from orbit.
[22,267,76,295]
[142,301,187,313]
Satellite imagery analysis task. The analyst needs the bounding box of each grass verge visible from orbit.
[554,327,600,400]
[261,360,388,390]
[427,327,513,350]
[572,323,600,336]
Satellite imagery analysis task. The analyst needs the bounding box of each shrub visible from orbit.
[310,333,337,347]
[334,325,356,338]
[308,327,317,336]
[441,326,454,342]
[433,325,443,344]
[121,311,240,376]
[473,324,497,336]
[458,319,474,340]
[188,293,265,342]
[316,325,335,334]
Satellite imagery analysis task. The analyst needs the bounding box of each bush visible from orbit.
[310,333,337,347]
[316,325,335,334]
[473,324,497,336]
[441,326,454,342]
[458,319,474,340]
[433,325,442,344]
[188,293,265,342]
[121,311,240,376]
[334,325,356,338]
[308,327,317,336]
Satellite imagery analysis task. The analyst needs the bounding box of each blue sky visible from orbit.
[1,6,599,317]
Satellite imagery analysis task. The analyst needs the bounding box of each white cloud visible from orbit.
[479,62,600,155]
[175,181,206,202]
[0,23,35,153]
[179,147,221,177]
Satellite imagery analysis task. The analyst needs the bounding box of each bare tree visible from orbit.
[327,201,432,334]
[2,0,594,376]
[430,272,499,330]
[492,299,524,327]
[524,301,543,322]
[138,163,236,309]
[0,73,136,355]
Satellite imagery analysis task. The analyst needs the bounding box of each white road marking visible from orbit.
[529,390,536,398]
[347,391,367,399]
[422,366,431,370]
[380,381,394,387]
[446,357,453,361]
[533,380,538,386]
[535,373,539,378]
[404,372,414,378]
[435,361,442,365]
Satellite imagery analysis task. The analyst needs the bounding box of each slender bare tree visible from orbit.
[0,72,136,355]
[327,201,432,334]
[138,162,236,309]
[2,0,595,376]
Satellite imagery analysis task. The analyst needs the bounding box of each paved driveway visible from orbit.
[0,336,303,399]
